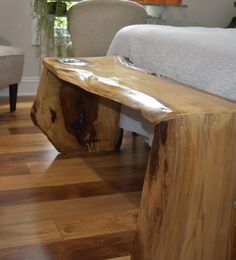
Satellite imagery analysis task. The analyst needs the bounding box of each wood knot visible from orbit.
[49,107,57,123]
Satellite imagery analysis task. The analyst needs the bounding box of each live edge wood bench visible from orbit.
[31,56,236,260]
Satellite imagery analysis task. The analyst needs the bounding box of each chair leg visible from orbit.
[9,84,18,112]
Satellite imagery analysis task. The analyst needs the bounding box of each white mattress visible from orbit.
[107,25,236,145]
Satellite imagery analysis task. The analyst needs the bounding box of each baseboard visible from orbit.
[0,77,40,96]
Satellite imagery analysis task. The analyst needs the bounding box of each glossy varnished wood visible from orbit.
[134,114,236,260]
[0,231,134,260]
[43,57,236,122]
[33,57,236,259]
[32,67,121,153]
[0,96,148,259]
[0,220,61,249]
[32,56,236,153]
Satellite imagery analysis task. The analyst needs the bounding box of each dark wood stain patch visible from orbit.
[49,107,57,123]
[60,84,98,149]
[149,121,169,180]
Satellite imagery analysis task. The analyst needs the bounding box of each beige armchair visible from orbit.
[67,0,147,57]
[0,44,24,112]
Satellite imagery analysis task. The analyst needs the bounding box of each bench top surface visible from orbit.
[43,56,236,123]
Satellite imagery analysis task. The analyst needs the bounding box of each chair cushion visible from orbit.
[0,45,24,89]
[67,0,147,57]
[0,45,23,56]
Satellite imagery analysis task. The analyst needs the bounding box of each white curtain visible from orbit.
[32,0,71,71]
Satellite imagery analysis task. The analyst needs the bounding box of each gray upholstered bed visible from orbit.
[107,25,236,144]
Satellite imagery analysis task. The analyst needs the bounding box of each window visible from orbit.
[132,0,182,5]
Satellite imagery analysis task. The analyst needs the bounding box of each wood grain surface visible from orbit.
[32,57,236,259]
[43,57,236,123]
[0,96,148,259]
[31,67,121,153]
[134,113,236,260]
[32,56,236,154]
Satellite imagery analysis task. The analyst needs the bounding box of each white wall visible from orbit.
[0,0,235,96]
[147,0,236,27]
[0,0,40,95]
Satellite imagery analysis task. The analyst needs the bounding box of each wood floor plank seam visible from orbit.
[0,162,147,192]
[55,209,138,241]
[0,219,63,249]
[53,219,65,242]
[9,126,41,135]
[0,177,144,207]
[0,192,142,228]
[0,230,135,260]
[0,163,31,176]
[0,96,147,259]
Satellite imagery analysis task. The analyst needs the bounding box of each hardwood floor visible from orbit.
[0,96,149,260]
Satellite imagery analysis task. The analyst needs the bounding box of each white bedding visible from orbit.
[107,25,236,144]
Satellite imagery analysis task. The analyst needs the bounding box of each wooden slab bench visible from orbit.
[31,56,236,260]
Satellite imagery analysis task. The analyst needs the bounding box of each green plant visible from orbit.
[32,0,72,57]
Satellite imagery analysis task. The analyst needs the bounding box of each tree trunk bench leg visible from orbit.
[31,68,122,153]
[133,112,236,260]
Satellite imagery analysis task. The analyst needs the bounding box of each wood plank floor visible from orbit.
[0,96,149,260]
